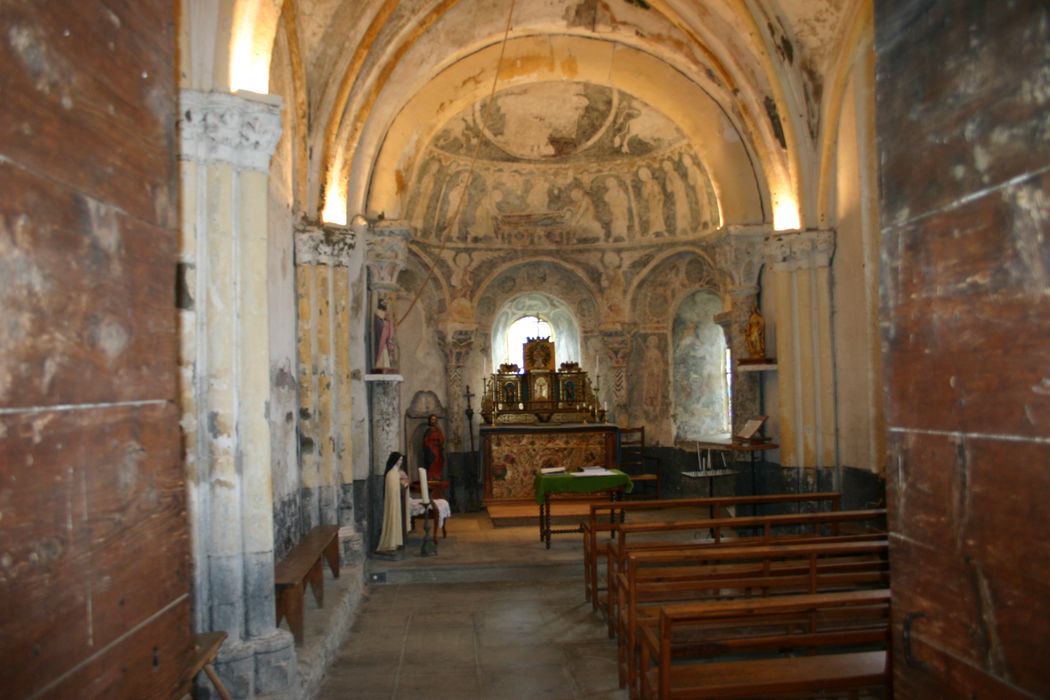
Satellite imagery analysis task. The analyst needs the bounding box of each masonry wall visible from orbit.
[0,2,191,697]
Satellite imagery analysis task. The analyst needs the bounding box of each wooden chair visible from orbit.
[620,427,660,499]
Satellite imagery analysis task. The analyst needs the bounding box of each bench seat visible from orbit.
[275,525,340,644]
[646,649,887,699]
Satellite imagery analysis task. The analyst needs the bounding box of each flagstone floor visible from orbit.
[315,512,627,699]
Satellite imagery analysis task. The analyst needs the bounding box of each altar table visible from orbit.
[482,423,618,503]
[533,469,632,549]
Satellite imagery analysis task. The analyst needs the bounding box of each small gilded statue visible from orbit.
[744,304,766,360]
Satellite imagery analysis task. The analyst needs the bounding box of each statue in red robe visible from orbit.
[422,414,445,480]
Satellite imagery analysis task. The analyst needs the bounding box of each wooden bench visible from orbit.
[618,539,889,694]
[179,631,232,700]
[638,589,891,699]
[274,524,340,645]
[604,508,886,634]
[582,492,842,609]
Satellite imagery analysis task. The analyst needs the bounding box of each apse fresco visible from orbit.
[406,81,719,243]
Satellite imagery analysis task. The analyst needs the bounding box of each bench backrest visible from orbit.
[613,508,886,567]
[588,491,841,528]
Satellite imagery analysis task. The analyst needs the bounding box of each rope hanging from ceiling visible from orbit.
[396,0,517,325]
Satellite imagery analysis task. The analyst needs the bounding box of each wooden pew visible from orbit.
[179,631,232,700]
[618,539,889,694]
[604,508,886,634]
[637,588,891,699]
[582,492,842,609]
[274,525,340,644]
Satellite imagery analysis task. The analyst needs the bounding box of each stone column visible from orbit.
[437,328,476,452]
[765,230,836,469]
[598,329,632,424]
[179,90,296,696]
[436,327,477,510]
[294,223,357,552]
[715,226,768,435]
[364,222,411,550]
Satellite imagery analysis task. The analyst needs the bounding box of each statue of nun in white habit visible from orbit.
[376,451,409,553]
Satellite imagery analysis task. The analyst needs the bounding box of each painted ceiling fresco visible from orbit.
[406,81,720,246]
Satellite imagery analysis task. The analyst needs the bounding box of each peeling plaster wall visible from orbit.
[831,48,883,476]
[268,35,304,559]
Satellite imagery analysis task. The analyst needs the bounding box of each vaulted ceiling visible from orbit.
[212,0,870,232]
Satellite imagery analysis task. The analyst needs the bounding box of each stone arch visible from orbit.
[628,248,724,330]
[473,259,600,372]
[490,294,582,372]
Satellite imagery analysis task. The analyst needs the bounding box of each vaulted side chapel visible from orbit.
[1,1,1048,698]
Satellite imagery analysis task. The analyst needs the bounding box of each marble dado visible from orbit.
[179,90,283,171]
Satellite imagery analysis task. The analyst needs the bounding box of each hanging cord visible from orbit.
[396,0,517,324]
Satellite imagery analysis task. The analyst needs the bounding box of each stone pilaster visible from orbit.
[365,374,403,550]
[294,222,357,541]
[437,328,477,451]
[364,221,411,550]
[179,89,296,697]
[598,330,632,423]
[714,227,768,434]
[364,221,412,373]
[765,230,836,468]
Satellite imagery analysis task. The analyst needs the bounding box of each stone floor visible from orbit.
[311,511,627,699]
[316,579,626,699]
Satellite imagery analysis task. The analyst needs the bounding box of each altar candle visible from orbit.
[418,468,430,503]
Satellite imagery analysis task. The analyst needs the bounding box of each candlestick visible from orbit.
[418,468,430,503]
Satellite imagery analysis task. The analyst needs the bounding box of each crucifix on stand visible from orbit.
[464,385,479,511]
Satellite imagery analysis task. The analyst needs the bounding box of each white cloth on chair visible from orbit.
[409,497,451,528]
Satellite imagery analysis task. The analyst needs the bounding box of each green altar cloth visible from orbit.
[533,469,633,504]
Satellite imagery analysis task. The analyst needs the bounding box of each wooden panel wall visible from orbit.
[876,1,1050,697]
[0,2,190,698]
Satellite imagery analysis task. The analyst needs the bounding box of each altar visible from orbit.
[481,337,616,504]
[482,423,619,503]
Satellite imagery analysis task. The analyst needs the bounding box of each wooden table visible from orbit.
[533,470,633,549]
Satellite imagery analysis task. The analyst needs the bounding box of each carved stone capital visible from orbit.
[715,225,769,294]
[365,220,413,292]
[294,220,356,266]
[765,230,836,271]
[599,330,632,368]
[179,90,283,171]
[436,329,476,368]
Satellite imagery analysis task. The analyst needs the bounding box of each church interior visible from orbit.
[1,0,1048,698]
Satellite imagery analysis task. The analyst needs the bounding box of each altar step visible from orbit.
[486,501,600,528]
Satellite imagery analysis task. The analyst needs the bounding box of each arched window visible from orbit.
[490,293,580,371]
[506,316,552,365]
[672,290,731,439]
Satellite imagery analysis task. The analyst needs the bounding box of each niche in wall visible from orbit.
[672,290,730,440]
[490,293,581,370]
